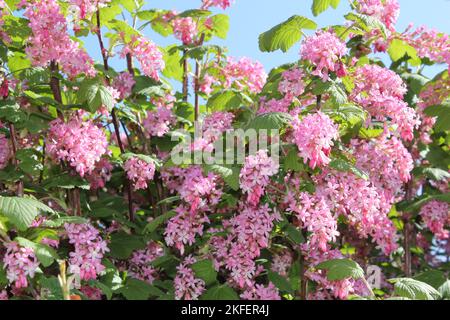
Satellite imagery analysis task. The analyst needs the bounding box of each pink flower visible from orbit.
[172,17,198,45]
[23,0,96,78]
[271,250,293,277]
[174,256,206,300]
[68,0,110,20]
[3,242,39,289]
[80,285,103,300]
[291,112,339,169]
[124,157,156,191]
[300,30,347,81]
[85,158,113,190]
[241,283,281,300]
[0,133,10,169]
[355,0,400,31]
[121,35,164,81]
[46,117,109,177]
[278,67,306,100]
[240,150,279,206]
[143,107,176,137]
[0,290,7,300]
[420,201,449,240]
[128,241,164,284]
[112,72,135,100]
[222,57,267,94]
[201,0,234,10]
[65,223,109,281]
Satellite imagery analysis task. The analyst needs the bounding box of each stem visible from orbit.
[194,34,206,122]
[299,251,307,300]
[96,10,109,71]
[8,123,23,197]
[361,277,376,298]
[182,49,189,102]
[49,61,64,120]
[403,145,415,277]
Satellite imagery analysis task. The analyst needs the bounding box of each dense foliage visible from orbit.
[0,0,449,300]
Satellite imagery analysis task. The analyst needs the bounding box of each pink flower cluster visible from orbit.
[300,30,347,81]
[241,283,281,300]
[165,205,210,254]
[112,72,135,100]
[420,201,449,240]
[65,223,109,281]
[0,133,10,169]
[291,112,339,169]
[210,204,281,288]
[86,158,113,190]
[172,17,198,45]
[222,57,267,93]
[201,0,234,10]
[23,0,95,78]
[0,290,7,300]
[240,150,279,206]
[271,250,293,277]
[352,64,420,141]
[121,35,164,81]
[128,241,164,284]
[278,67,306,100]
[174,256,206,300]
[124,157,156,191]
[355,0,400,31]
[143,107,177,137]
[46,117,109,177]
[68,0,111,20]
[2,242,39,289]
[203,112,235,139]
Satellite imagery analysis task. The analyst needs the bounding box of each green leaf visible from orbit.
[43,173,90,190]
[0,196,54,231]
[284,147,305,172]
[268,271,294,293]
[191,260,218,286]
[201,285,239,300]
[108,232,146,259]
[246,112,293,131]
[203,164,241,191]
[414,270,447,290]
[316,259,365,281]
[438,280,450,300]
[42,216,88,228]
[144,210,177,234]
[392,278,441,300]
[289,261,301,291]
[388,39,420,65]
[210,14,230,39]
[39,276,64,300]
[424,103,450,132]
[285,225,305,244]
[162,45,183,81]
[312,0,341,16]
[207,90,244,111]
[115,279,163,300]
[77,79,114,112]
[15,237,58,267]
[259,15,317,53]
[329,158,369,180]
[345,12,387,37]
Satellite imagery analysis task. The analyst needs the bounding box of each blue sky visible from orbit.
[139,0,450,72]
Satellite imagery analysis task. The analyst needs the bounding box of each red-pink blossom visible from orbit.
[112,72,135,100]
[0,133,10,169]
[420,201,449,240]
[222,57,267,93]
[143,107,176,137]
[2,242,39,289]
[174,256,206,300]
[201,0,234,10]
[172,17,198,45]
[124,157,156,191]
[128,241,164,284]
[356,0,400,31]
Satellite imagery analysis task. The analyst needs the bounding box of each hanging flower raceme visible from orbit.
[239,150,279,206]
[241,283,281,300]
[222,57,267,93]
[65,223,109,281]
[112,72,135,100]
[278,67,306,100]
[124,157,156,191]
[201,0,234,10]
[420,201,450,240]
[300,30,347,81]
[68,0,111,20]
[46,117,109,177]
[351,64,420,141]
[22,0,96,78]
[85,158,113,190]
[2,242,39,289]
[271,250,293,277]
[120,35,164,81]
[291,112,339,169]
[172,17,198,45]
[0,133,10,169]
[128,241,164,284]
[174,256,206,300]
[143,106,177,137]
[355,0,400,31]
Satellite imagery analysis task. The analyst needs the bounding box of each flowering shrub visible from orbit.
[0,0,448,301]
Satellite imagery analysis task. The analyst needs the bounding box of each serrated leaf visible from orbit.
[201,285,239,300]
[312,0,341,16]
[246,112,293,131]
[191,260,218,286]
[15,237,58,267]
[329,158,369,180]
[316,259,365,281]
[268,271,293,293]
[392,278,441,300]
[77,79,114,112]
[207,90,243,111]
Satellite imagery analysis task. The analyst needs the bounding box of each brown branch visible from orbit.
[182,49,189,102]
[193,34,205,122]
[8,123,23,196]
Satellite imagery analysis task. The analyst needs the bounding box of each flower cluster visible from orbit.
[291,112,339,169]
[86,158,113,190]
[128,241,164,284]
[172,17,198,45]
[112,72,135,100]
[124,157,156,191]
[240,150,279,206]
[352,64,420,141]
[420,201,449,240]
[3,242,39,289]
[121,35,164,80]
[300,30,347,81]
[278,67,306,100]
[356,0,400,31]
[46,117,109,177]
[23,0,96,78]
[241,283,281,300]
[143,107,177,137]
[174,256,206,300]
[65,223,109,281]
[201,0,234,10]
[271,250,293,277]
[69,0,111,20]
[222,57,267,93]
[0,133,10,169]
